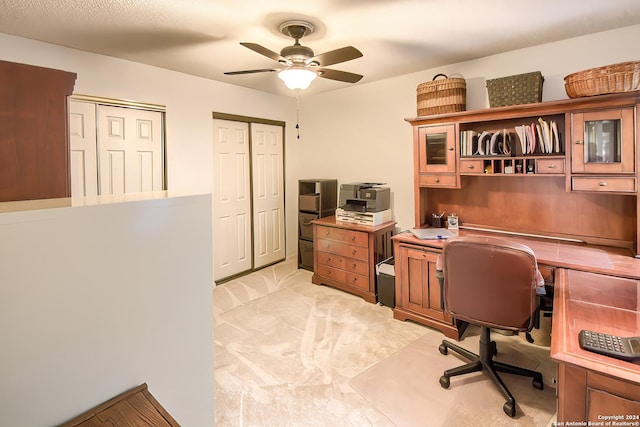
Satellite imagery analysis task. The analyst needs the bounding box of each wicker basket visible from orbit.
[486,71,544,108]
[417,74,466,116]
[564,61,640,98]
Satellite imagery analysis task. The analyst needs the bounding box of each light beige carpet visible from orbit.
[214,258,557,426]
[350,325,557,427]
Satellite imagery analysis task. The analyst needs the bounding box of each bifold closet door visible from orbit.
[212,119,252,280]
[69,100,98,197]
[69,101,164,197]
[97,105,163,195]
[251,123,285,269]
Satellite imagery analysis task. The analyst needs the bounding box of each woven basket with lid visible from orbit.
[417,74,466,116]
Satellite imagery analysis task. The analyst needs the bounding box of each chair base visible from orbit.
[438,326,544,417]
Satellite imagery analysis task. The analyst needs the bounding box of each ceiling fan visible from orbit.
[224,20,364,90]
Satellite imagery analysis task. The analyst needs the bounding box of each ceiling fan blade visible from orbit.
[224,69,278,75]
[309,46,363,67]
[240,42,285,63]
[317,68,363,84]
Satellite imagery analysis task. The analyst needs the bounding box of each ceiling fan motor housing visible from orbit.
[280,44,315,65]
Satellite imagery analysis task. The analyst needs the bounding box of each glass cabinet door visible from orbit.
[418,124,456,173]
[571,108,635,174]
[584,119,621,164]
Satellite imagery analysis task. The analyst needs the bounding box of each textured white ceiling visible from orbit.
[1,0,640,96]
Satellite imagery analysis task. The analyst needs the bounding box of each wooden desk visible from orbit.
[551,269,640,422]
[393,228,640,280]
[392,229,640,422]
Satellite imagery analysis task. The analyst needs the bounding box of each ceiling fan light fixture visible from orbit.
[277,67,317,90]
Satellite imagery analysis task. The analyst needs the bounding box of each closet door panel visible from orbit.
[213,119,252,280]
[97,105,163,195]
[252,123,285,268]
[69,100,98,197]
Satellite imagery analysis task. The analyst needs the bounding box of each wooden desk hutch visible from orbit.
[394,91,640,423]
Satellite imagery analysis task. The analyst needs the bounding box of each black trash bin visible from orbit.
[376,257,395,308]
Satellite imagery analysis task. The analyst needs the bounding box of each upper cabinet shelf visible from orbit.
[407,91,640,193]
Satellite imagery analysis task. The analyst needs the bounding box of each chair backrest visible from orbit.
[442,236,538,331]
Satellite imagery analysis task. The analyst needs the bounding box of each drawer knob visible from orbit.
[547,164,557,169]
[326,257,331,262]
[422,253,427,258]
[575,140,583,145]
[351,235,356,241]
[351,263,357,269]
[352,277,358,283]
[467,164,474,169]
[599,181,607,187]
[352,249,357,255]
[434,178,440,183]
[448,147,454,151]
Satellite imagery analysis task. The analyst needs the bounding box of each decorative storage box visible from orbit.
[299,193,320,211]
[417,74,466,116]
[564,61,640,98]
[486,71,544,107]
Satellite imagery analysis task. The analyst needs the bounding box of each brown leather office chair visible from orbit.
[437,236,544,417]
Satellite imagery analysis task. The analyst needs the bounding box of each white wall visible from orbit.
[0,32,300,259]
[0,193,214,427]
[3,26,638,262]
[294,24,640,232]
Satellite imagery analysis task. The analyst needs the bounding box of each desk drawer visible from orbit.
[537,158,565,174]
[316,239,369,261]
[572,176,636,193]
[316,225,368,246]
[345,272,369,291]
[459,159,485,175]
[315,265,346,283]
[418,174,458,188]
[317,251,369,276]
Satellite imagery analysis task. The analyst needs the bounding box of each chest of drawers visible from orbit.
[311,216,395,303]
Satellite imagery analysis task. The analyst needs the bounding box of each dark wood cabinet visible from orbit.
[0,60,76,202]
[298,179,337,271]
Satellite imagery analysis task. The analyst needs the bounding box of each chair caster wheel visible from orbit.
[439,343,448,355]
[503,400,516,417]
[532,375,544,390]
[439,375,450,389]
